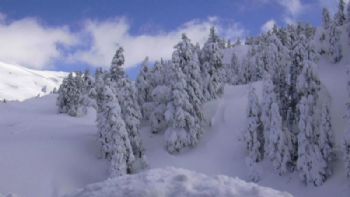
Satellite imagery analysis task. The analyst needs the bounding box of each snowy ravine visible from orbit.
[0,61,67,101]
[64,167,292,197]
[0,59,350,196]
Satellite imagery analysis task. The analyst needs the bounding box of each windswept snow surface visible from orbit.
[0,61,66,101]
[65,167,292,197]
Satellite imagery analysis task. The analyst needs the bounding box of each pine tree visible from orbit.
[322,8,331,30]
[164,61,202,153]
[344,66,350,179]
[149,61,172,134]
[244,86,264,181]
[56,72,84,117]
[297,96,328,186]
[319,104,335,164]
[296,62,330,186]
[269,102,292,175]
[118,78,147,172]
[245,86,264,162]
[200,27,224,101]
[328,21,343,63]
[335,0,346,26]
[226,53,238,85]
[96,85,134,177]
[261,75,275,153]
[136,57,151,119]
[172,34,204,123]
[110,47,126,84]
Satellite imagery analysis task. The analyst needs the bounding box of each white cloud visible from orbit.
[278,0,303,17]
[0,14,246,70]
[70,17,246,69]
[261,19,276,33]
[258,0,304,24]
[0,15,76,69]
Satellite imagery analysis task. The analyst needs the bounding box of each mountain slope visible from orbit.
[0,62,67,101]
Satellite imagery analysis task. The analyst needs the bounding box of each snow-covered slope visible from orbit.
[0,58,349,197]
[65,167,292,197]
[0,62,67,101]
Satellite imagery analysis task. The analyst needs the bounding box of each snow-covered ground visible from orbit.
[65,167,292,197]
[0,59,350,197]
[0,61,66,101]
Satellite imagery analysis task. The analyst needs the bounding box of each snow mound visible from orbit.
[65,167,293,197]
[0,61,67,101]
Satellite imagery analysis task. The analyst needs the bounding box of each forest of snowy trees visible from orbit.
[56,0,350,187]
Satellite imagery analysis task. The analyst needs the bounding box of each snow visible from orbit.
[0,50,350,197]
[0,61,67,101]
[64,167,293,197]
[0,95,108,197]
[0,57,350,197]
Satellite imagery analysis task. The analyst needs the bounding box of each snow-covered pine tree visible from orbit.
[328,21,343,63]
[77,69,96,115]
[344,133,350,179]
[164,62,191,153]
[164,61,202,153]
[344,65,350,179]
[105,47,146,172]
[136,57,151,119]
[149,61,172,134]
[319,103,335,165]
[296,62,330,186]
[118,78,147,172]
[226,53,238,85]
[96,85,134,177]
[335,0,346,26]
[109,46,126,87]
[200,27,224,101]
[322,8,331,30]
[269,102,292,175]
[261,75,275,153]
[57,73,72,114]
[57,72,84,117]
[245,85,264,162]
[244,85,264,181]
[172,34,204,122]
[297,95,328,186]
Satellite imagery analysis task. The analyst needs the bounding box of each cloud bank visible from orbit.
[69,17,246,68]
[0,15,76,69]
[0,14,246,70]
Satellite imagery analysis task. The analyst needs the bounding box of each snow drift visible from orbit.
[64,167,293,197]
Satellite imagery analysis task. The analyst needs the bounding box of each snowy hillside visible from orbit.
[0,61,67,101]
[65,167,292,197]
[1,55,350,197]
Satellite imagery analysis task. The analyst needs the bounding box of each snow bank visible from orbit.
[64,167,293,197]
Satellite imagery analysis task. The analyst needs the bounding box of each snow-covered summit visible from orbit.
[64,167,293,197]
[0,61,67,101]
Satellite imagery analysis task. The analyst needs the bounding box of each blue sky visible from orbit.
[0,0,340,78]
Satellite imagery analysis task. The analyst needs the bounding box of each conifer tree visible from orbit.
[245,86,264,162]
[200,27,224,101]
[269,103,292,175]
[335,0,346,26]
[96,85,134,177]
[164,61,202,153]
[136,57,151,118]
